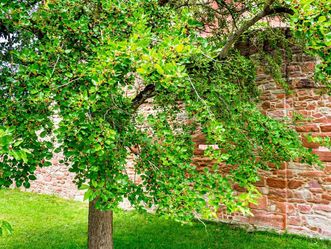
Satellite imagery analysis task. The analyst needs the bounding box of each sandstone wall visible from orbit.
[26,48,331,239]
[25,153,85,201]
[210,49,330,238]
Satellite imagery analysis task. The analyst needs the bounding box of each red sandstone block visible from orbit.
[255,177,265,187]
[274,201,287,213]
[298,171,325,177]
[313,151,331,162]
[268,111,286,118]
[302,62,315,73]
[308,199,330,205]
[288,203,296,215]
[297,204,312,214]
[324,177,331,182]
[287,216,303,226]
[297,94,319,101]
[249,211,284,229]
[287,198,306,203]
[314,117,330,123]
[268,195,286,202]
[313,204,331,212]
[268,188,287,197]
[306,104,317,110]
[292,189,313,199]
[288,180,304,189]
[308,180,321,188]
[275,103,286,108]
[322,194,331,201]
[287,190,295,198]
[295,124,319,132]
[310,188,324,193]
[320,125,331,132]
[320,118,331,124]
[276,169,294,177]
[294,101,308,108]
[276,94,285,99]
[266,178,286,188]
[249,196,268,210]
[268,189,287,202]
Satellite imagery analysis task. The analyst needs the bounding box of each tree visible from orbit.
[0,0,330,248]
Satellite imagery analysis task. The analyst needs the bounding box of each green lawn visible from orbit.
[0,190,330,249]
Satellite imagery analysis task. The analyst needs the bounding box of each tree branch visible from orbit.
[268,7,294,15]
[218,0,293,59]
[215,0,239,30]
[158,0,170,6]
[131,84,156,111]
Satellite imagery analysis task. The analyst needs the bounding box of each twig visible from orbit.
[51,55,60,77]
[187,75,214,117]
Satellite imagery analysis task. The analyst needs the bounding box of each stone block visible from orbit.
[288,180,304,189]
[297,204,312,214]
[298,171,325,177]
[295,124,319,132]
[306,215,331,232]
[266,178,286,188]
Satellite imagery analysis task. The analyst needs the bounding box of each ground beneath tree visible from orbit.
[0,190,330,249]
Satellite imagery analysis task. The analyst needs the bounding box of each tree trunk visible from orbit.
[88,199,114,249]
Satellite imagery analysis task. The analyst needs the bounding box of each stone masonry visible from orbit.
[206,47,330,238]
[26,46,331,239]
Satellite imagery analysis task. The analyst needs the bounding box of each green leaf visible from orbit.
[175,44,184,53]
[155,64,164,75]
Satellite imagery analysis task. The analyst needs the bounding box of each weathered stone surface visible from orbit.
[313,151,331,162]
[288,180,304,189]
[320,124,331,132]
[297,204,312,214]
[266,178,286,188]
[295,125,320,132]
[306,215,331,233]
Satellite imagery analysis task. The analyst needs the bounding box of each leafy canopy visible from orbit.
[0,0,328,220]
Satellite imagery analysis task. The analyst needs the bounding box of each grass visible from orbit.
[0,190,330,249]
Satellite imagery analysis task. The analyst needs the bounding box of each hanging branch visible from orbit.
[158,0,171,6]
[131,84,156,111]
[218,0,294,59]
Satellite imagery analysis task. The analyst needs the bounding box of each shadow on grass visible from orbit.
[112,212,330,249]
[1,210,330,249]
[0,199,331,249]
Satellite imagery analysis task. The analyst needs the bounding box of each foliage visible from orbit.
[1,190,331,249]
[0,127,33,188]
[0,0,326,222]
[288,0,331,84]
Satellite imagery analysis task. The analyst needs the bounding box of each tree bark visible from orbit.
[88,199,114,249]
